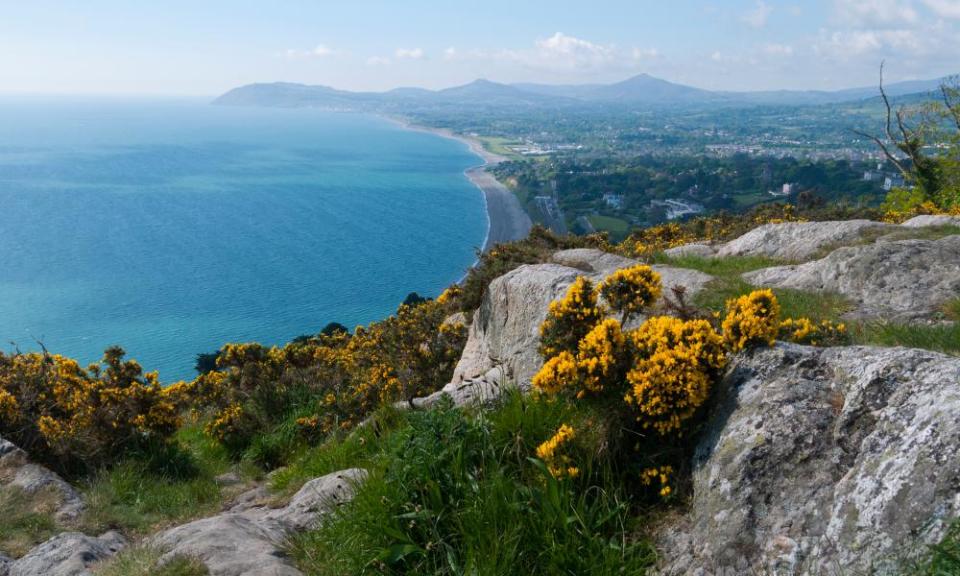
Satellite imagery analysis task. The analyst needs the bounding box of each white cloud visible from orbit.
[831,0,918,26]
[284,44,341,59]
[763,43,795,56]
[443,47,457,60]
[395,47,425,60]
[814,27,922,57]
[922,0,960,17]
[631,47,661,60]
[710,51,724,62]
[742,1,773,28]
[366,56,391,66]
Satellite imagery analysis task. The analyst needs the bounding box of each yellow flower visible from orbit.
[536,424,579,480]
[597,265,662,320]
[532,352,579,395]
[722,289,781,352]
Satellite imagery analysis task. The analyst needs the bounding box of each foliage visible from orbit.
[0,485,61,557]
[575,319,630,397]
[914,518,960,575]
[535,423,580,480]
[596,265,662,323]
[290,395,655,576]
[626,317,727,435]
[538,276,606,358]
[530,351,579,396]
[97,547,209,576]
[180,298,466,461]
[779,317,849,346]
[721,289,781,352]
[0,347,180,474]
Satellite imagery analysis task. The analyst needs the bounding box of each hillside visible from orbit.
[0,208,958,575]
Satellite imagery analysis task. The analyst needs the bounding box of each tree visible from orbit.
[855,63,960,210]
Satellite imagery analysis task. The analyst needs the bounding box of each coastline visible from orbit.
[388,118,532,251]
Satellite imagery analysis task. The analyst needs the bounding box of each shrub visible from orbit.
[722,289,781,352]
[779,317,848,346]
[538,277,605,358]
[0,347,179,474]
[596,265,662,323]
[535,423,580,480]
[575,318,629,397]
[626,317,727,435]
[531,351,579,396]
[184,299,466,460]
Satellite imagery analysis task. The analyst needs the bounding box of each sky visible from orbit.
[1,0,958,96]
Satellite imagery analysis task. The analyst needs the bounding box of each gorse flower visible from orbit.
[779,317,847,346]
[536,424,580,479]
[532,351,579,395]
[722,289,781,352]
[625,317,726,435]
[641,465,675,498]
[576,318,629,397]
[539,276,605,358]
[597,265,662,322]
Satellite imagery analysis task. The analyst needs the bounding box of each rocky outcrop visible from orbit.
[451,249,713,391]
[0,438,84,522]
[744,235,960,321]
[663,243,718,258]
[151,468,365,576]
[657,344,960,576]
[716,220,892,261]
[7,531,126,576]
[901,214,960,228]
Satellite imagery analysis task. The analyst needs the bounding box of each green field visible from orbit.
[587,214,630,236]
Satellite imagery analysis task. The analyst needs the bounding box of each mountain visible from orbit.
[213,73,952,110]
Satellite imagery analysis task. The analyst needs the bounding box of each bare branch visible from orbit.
[853,128,908,176]
[941,83,960,133]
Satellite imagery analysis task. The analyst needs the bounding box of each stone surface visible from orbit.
[901,214,960,228]
[656,344,960,576]
[8,531,125,576]
[453,249,713,389]
[663,243,719,258]
[0,553,10,576]
[0,437,85,522]
[716,220,892,261]
[152,468,365,576]
[744,235,960,321]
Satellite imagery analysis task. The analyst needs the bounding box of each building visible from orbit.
[602,193,624,209]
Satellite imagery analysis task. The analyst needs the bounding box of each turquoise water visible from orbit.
[0,97,487,382]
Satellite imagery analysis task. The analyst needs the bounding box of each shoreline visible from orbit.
[387,118,532,252]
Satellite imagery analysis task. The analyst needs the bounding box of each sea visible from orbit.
[0,97,488,382]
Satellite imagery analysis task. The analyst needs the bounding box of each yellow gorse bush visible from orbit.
[0,347,179,472]
[722,289,781,352]
[531,351,579,396]
[596,265,662,323]
[536,423,580,480]
[576,318,629,397]
[640,465,675,498]
[538,276,605,358]
[626,317,726,435]
[779,317,847,346]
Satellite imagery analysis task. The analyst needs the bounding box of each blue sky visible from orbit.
[1,0,957,95]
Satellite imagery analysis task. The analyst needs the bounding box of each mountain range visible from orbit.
[214,73,949,110]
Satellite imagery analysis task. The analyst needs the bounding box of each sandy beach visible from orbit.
[389,119,533,251]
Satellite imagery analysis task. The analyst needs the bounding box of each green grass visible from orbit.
[289,393,656,576]
[475,137,525,161]
[854,322,960,356]
[96,546,209,576]
[911,518,960,575]
[587,214,630,236]
[0,485,61,557]
[652,254,783,277]
[80,424,255,535]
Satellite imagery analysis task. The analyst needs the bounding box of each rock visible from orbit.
[744,235,960,321]
[901,214,960,228]
[214,471,242,487]
[716,220,892,261]
[0,437,84,522]
[663,243,718,258]
[152,469,365,576]
[8,531,125,576]
[413,366,509,408]
[0,553,10,576]
[453,249,713,389]
[656,344,960,575]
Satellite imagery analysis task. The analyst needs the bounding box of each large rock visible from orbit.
[901,214,960,228]
[657,344,960,575]
[663,243,718,258]
[7,531,125,576]
[716,220,892,261]
[452,249,713,389]
[0,553,10,576]
[0,438,84,522]
[744,235,960,321]
[152,468,365,576]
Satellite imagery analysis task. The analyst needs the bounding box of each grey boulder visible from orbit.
[7,531,125,576]
[656,344,960,575]
[0,437,84,522]
[716,220,892,261]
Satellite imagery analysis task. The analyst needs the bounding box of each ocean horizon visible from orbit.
[0,97,488,382]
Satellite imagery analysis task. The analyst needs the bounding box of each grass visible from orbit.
[854,322,960,356]
[96,546,208,576]
[79,424,255,535]
[289,392,656,576]
[0,485,61,557]
[587,214,630,236]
